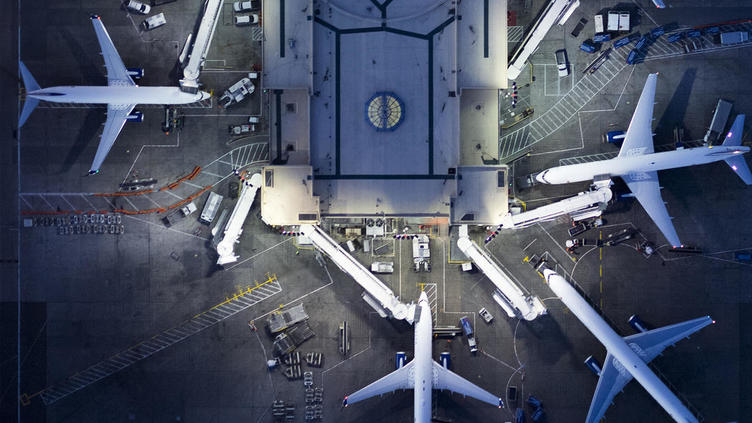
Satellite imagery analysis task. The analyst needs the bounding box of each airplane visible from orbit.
[343,291,503,422]
[535,73,751,247]
[18,15,211,175]
[542,267,713,423]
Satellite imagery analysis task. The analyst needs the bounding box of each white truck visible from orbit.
[142,12,166,31]
[200,192,223,224]
[370,261,394,274]
[412,234,431,272]
[218,72,257,108]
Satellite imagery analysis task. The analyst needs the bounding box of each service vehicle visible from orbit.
[634,35,651,50]
[593,33,611,43]
[412,234,431,272]
[478,307,494,324]
[180,202,197,217]
[141,12,166,31]
[233,0,259,12]
[218,73,256,108]
[667,32,684,43]
[459,316,478,353]
[720,31,749,45]
[607,11,619,32]
[594,14,604,34]
[228,124,256,135]
[200,192,223,224]
[370,261,394,274]
[554,49,569,77]
[613,32,639,48]
[580,39,596,53]
[703,98,732,144]
[124,0,151,14]
[234,14,259,26]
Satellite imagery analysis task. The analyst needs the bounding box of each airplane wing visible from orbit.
[344,361,415,406]
[585,352,634,423]
[432,361,502,407]
[619,73,658,157]
[623,316,713,363]
[622,170,682,247]
[90,16,135,86]
[89,104,136,174]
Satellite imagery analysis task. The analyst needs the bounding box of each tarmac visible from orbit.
[1,1,751,423]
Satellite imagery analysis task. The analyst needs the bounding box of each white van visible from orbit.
[124,0,151,15]
[142,13,166,31]
[200,192,224,224]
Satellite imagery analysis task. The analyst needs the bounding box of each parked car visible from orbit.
[233,0,259,12]
[554,49,569,77]
[124,0,151,15]
[142,13,166,31]
[235,14,259,26]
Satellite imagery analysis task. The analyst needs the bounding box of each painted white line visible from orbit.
[122,214,208,241]
[225,237,293,271]
[521,238,537,252]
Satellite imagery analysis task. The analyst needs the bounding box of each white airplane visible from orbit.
[343,291,503,422]
[535,73,751,247]
[543,267,713,423]
[18,15,211,175]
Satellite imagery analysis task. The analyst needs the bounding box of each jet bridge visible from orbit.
[501,182,612,229]
[300,224,416,324]
[457,233,546,321]
[216,173,262,265]
[180,0,223,92]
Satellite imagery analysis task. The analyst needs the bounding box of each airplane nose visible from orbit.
[200,91,211,101]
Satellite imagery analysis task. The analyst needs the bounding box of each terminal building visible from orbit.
[259,0,510,226]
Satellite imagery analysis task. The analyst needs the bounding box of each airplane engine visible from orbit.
[126,110,144,122]
[440,352,451,369]
[395,352,406,369]
[126,67,144,79]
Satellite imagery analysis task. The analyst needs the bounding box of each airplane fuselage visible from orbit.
[545,270,698,423]
[413,296,433,423]
[28,85,209,105]
[536,145,750,185]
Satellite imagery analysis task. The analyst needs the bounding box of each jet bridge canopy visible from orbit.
[300,224,415,323]
[457,235,546,321]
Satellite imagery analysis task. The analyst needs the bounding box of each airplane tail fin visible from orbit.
[721,115,752,185]
[18,61,40,127]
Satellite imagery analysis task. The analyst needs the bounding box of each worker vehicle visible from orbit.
[142,12,166,31]
[554,49,569,77]
[370,261,394,274]
[478,307,494,324]
[613,33,638,48]
[593,33,611,43]
[124,0,151,14]
[234,14,259,26]
[594,15,604,34]
[233,0,260,12]
[703,98,732,144]
[218,73,256,108]
[200,192,223,224]
[720,31,749,45]
[580,40,596,53]
[228,124,256,135]
[459,316,478,353]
